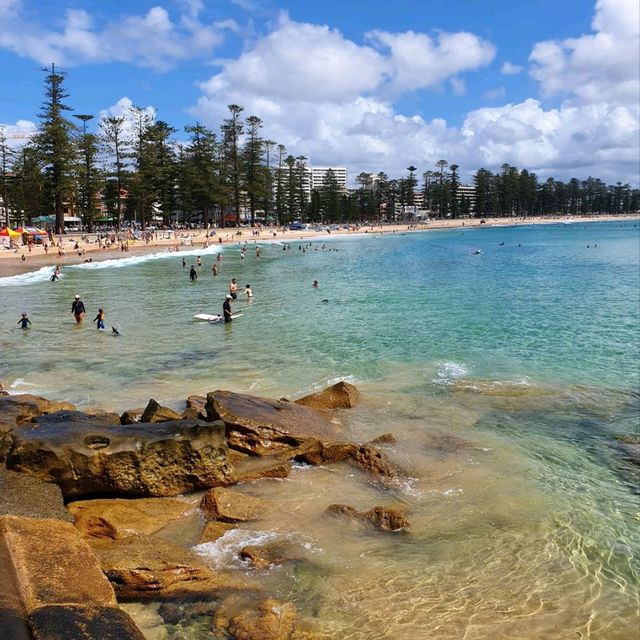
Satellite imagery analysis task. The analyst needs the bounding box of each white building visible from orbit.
[307,166,348,193]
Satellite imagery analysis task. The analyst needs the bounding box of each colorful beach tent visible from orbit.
[15,226,47,235]
[0,227,21,238]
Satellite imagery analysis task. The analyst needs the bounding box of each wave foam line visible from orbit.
[0,265,57,287]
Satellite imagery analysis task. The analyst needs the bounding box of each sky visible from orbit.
[0,0,638,186]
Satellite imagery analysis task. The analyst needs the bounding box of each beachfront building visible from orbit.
[307,167,348,192]
[457,184,476,213]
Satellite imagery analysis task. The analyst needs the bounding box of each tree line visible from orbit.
[0,66,637,233]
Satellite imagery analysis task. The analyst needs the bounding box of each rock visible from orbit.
[291,440,357,466]
[0,532,31,640]
[186,394,207,415]
[326,504,409,532]
[0,394,76,459]
[68,498,192,541]
[120,408,145,425]
[200,487,268,523]
[199,520,236,544]
[206,390,341,456]
[28,604,145,640]
[231,457,292,484]
[33,410,121,427]
[294,381,359,410]
[225,598,297,640]
[158,600,217,625]
[350,444,403,488]
[615,435,640,467]
[0,467,71,521]
[0,515,117,611]
[140,399,183,424]
[368,433,397,445]
[181,407,200,420]
[93,535,249,601]
[6,420,232,498]
[239,540,306,570]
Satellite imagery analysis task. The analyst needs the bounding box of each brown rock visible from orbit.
[231,457,292,484]
[199,520,236,544]
[6,420,232,498]
[140,399,183,424]
[68,498,192,541]
[350,444,403,487]
[201,487,268,523]
[28,604,145,640]
[326,504,409,532]
[206,390,341,456]
[186,394,207,415]
[181,407,200,420]
[226,598,296,640]
[292,440,357,466]
[119,408,145,425]
[294,381,359,410]
[0,533,31,640]
[93,535,248,601]
[0,394,76,459]
[0,515,117,611]
[239,540,306,570]
[33,410,121,427]
[0,467,71,521]
[368,433,397,445]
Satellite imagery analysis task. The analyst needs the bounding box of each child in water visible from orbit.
[18,313,31,329]
[244,284,253,300]
[93,308,105,330]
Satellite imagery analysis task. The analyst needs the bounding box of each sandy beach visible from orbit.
[1,214,637,278]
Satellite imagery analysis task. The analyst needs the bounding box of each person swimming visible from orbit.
[312,280,319,288]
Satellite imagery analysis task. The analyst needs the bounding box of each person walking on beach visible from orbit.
[189,265,198,281]
[223,295,233,323]
[71,295,86,323]
[229,278,238,299]
[18,313,31,329]
[93,308,106,330]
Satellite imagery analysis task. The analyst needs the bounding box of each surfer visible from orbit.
[18,313,31,329]
[189,265,198,281]
[93,308,106,330]
[50,265,61,281]
[223,295,233,323]
[229,278,238,299]
[71,295,86,323]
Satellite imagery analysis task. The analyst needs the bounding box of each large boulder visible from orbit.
[93,535,250,601]
[0,467,71,521]
[0,394,76,459]
[223,598,302,640]
[294,381,359,410]
[140,399,183,424]
[119,408,145,425]
[33,410,121,427]
[206,390,342,456]
[5,420,232,498]
[349,444,404,488]
[68,498,192,541]
[326,504,409,532]
[200,487,269,523]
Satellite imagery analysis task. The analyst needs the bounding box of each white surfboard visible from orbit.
[193,313,243,322]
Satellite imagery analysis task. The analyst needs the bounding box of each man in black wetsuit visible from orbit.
[223,295,233,323]
[189,265,198,281]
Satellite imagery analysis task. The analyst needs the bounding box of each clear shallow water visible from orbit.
[1,221,639,639]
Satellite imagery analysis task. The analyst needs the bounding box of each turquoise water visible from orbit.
[1,221,639,639]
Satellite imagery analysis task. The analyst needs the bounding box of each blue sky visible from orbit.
[1,0,638,185]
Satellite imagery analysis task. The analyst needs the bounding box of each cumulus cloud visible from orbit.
[529,0,639,105]
[0,2,236,70]
[0,119,38,149]
[500,61,523,75]
[191,5,639,185]
[367,29,495,92]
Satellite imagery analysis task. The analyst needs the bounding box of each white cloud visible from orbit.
[98,98,157,142]
[529,0,639,105]
[450,77,466,96]
[0,3,236,70]
[367,29,495,92]
[0,119,39,150]
[484,87,507,100]
[500,61,523,75]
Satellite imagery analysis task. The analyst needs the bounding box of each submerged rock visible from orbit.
[200,487,269,523]
[5,420,232,498]
[93,535,249,601]
[225,598,297,640]
[140,399,183,424]
[206,390,341,456]
[199,520,236,544]
[350,444,404,488]
[294,381,359,410]
[68,498,192,541]
[326,504,409,532]
[239,540,307,570]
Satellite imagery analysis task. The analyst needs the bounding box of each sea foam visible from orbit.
[0,265,57,287]
[432,362,469,384]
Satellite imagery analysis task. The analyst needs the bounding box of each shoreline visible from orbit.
[1,213,637,278]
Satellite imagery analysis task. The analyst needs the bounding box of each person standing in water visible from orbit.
[223,295,233,323]
[71,295,86,323]
[229,278,238,299]
[197,256,202,268]
[50,265,61,281]
[212,263,218,276]
[312,280,319,288]
[189,265,198,281]
[182,257,186,268]
[244,284,253,300]
[18,313,31,329]
[93,308,106,330]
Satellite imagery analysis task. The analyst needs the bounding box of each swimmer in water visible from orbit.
[93,308,106,330]
[312,280,319,288]
[189,265,198,281]
[18,313,31,329]
[244,284,253,300]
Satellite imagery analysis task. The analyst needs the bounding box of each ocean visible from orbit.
[1,220,638,639]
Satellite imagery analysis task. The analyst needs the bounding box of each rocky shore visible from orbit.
[0,381,410,640]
